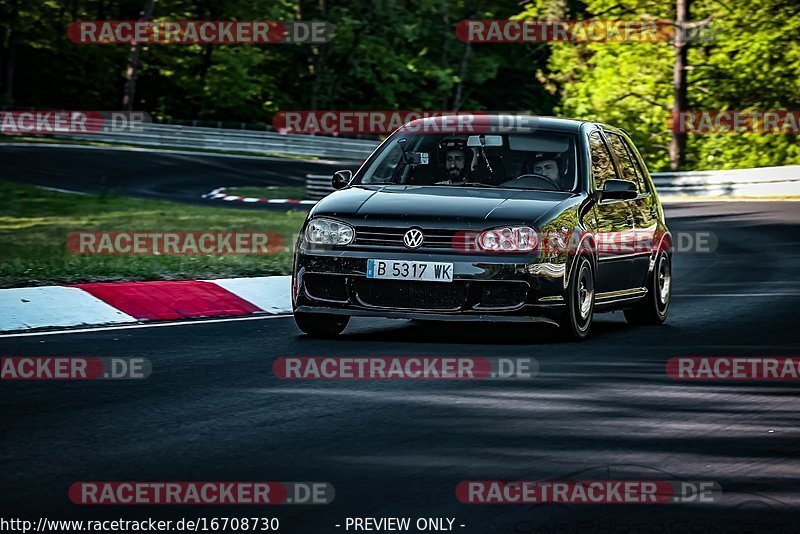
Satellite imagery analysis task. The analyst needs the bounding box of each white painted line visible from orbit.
[0,314,293,339]
[0,286,136,332]
[206,276,292,314]
[34,185,90,196]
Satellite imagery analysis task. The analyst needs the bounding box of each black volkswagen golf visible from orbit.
[292,115,671,340]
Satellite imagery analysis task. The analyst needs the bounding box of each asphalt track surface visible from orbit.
[0,144,358,209]
[2,199,800,531]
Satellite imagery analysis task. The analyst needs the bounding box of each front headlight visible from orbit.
[304,217,355,245]
[477,226,537,252]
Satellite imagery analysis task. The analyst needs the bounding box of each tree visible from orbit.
[122,0,156,112]
[669,0,689,170]
[522,0,800,170]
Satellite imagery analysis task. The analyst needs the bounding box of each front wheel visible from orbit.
[294,312,349,337]
[558,255,595,341]
[624,251,671,325]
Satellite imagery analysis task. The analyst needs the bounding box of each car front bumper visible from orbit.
[292,244,570,323]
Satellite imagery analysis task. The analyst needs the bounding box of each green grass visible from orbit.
[225,186,308,199]
[0,180,306,288]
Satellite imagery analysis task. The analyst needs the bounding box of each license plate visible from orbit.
[366,259,453,282]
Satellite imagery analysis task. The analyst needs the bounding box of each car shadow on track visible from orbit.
[294,314,641,345]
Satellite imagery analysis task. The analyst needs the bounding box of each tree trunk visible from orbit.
[452,42,471,111]
[309,43,328,111]
[3,29,16,104]
[440,0,451,109]
[122,0,155,112]
[308,0,328,112]
[197,43,214,117]
[0,0,19,104]
[669,0,690,171]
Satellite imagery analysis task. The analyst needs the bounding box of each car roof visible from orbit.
[402,114,590,134]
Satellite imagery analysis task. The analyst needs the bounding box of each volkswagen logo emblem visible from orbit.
[403,228,424,249]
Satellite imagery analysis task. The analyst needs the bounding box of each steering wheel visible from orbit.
[504,173,562,191]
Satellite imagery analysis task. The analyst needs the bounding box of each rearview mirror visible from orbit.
[600,179,638,201]
[332,170,353,190]
[467,134,503,147]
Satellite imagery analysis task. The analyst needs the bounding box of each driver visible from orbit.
[521,154,568,189]
[533,158,559,182]
[436,139,472,184]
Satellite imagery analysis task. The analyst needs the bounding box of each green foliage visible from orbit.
[1,0,797,170]
[519,0,800,170]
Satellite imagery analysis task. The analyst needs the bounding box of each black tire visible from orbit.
[558,255,595,341]
[294,312,349,337]
[624,250,671,325]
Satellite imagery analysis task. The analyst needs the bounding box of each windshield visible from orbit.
[357,131,578,192]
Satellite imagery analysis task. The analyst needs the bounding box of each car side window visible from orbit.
[622,136,650,193]
[589,131,617,190]
[607,132,646,193]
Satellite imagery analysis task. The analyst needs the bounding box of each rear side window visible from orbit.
[589,131,617,190]
[607,132,647,192]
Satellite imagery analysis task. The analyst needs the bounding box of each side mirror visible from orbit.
[600,179,638,201]
[332,170,353,190]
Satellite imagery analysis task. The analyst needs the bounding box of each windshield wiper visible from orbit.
[452,181,500,188]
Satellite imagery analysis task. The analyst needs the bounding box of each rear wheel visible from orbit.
[294,312,349,337]
[624,251,671,325]
[559,255,595,341]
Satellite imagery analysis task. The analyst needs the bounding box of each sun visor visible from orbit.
[508,135,570,152]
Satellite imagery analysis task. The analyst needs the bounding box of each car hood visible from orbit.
[311,185,578,228]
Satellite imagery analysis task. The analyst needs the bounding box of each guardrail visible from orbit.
[651,166,800,197]
[305,174,338,200]
[305,166,800,200]
[43,122,380,161]
[7,120,797,197]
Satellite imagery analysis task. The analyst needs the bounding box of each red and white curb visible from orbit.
[202,187,317,205]
[0,276,291,333]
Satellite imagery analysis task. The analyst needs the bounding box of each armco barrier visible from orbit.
[5,117,796,197]
[306,166,800,200]
[651,165,800,197]
[36,122,380,162]
[306,174,338,200]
